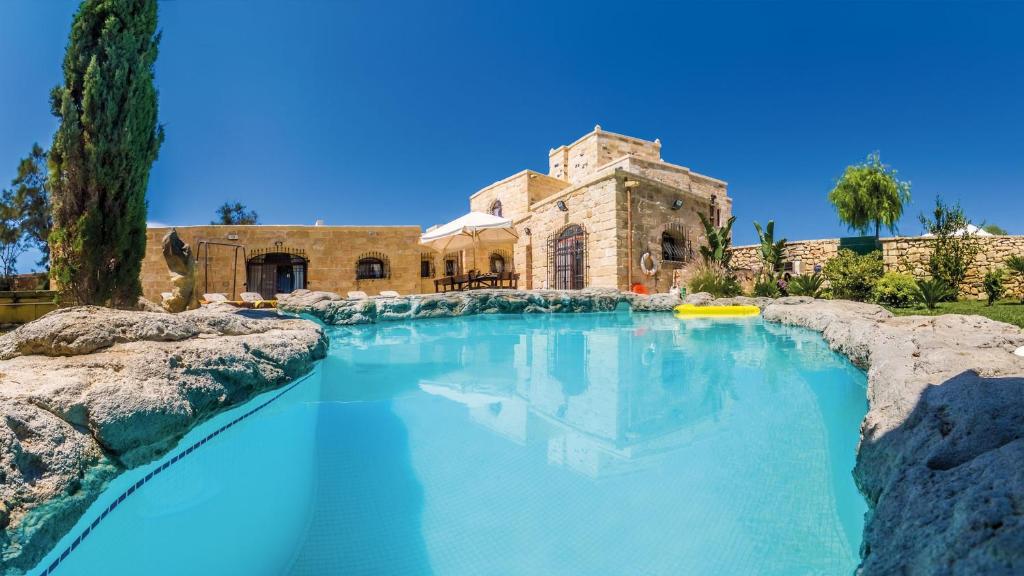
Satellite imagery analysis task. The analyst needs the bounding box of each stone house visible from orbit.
[140,126,730,302]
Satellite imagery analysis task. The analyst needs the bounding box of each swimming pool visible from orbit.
[35,311,868,575]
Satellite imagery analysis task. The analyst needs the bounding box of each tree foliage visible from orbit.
[0,189,28,281]
[212,201,259,225]
[48,0,164,305]
[828,152,911,237]
[919,197,980,299]
[10,144,52,268]
[698,213,736,268]
[982,223,1008,235]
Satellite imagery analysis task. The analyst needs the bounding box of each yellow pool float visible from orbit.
[673,304,761,318]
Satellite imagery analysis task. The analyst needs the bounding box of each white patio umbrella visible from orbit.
[420,211,518,272]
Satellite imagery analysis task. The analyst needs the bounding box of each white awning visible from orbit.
[419,211,518,253]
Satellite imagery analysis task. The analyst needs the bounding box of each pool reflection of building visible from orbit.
[418,315,744,478]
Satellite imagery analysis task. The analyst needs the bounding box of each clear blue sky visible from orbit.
[2,1,1022,271]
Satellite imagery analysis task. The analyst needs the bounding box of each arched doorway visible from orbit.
[247,250,307,299]
[550,224,586,290]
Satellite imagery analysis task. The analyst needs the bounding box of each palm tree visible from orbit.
[698,213,736,268]
[753,220,786,276]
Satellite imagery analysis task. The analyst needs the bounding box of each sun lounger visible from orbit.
[347,291,369,300]
[203,293,229,303]
[379,290,400,298]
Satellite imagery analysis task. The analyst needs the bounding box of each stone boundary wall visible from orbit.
[730,235,1024,300]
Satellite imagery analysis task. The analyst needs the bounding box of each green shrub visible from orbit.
[753,274,781,297]
[822,249,884,301]
[688,262,742,298]
[872,272,919,307]
[914,278,954,310]
[789,273,824,298]
[984,268,1005,306]
[1007,255,1024,303]
[919,198,981,299]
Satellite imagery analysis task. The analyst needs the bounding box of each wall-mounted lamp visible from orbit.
[524,227,531,236]
[556,200,568,212]
[671,199,684,210]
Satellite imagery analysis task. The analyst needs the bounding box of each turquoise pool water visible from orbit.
[35,312,868,575]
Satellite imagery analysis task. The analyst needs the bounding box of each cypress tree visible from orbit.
[48,0,163,306]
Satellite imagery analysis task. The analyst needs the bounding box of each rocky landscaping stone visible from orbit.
[0,306,326,575]
[278,288,687,324]
[763,299,1024,575]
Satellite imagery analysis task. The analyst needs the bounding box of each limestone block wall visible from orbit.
[468,171,531,220]
[468,170,569,219]
[730,239,840,275]
[141,225,424,302]
[728,235,1024,300]
[623,174,720,294]
[549,127,661,185]
[883,235,1024,299]
[524,175,622,290]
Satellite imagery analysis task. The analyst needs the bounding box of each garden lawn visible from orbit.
[884,299,1024,329]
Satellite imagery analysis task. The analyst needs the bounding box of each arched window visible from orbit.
[355,252,390,280]
[490,200,503,217]
[548,224,586,290]
[662,231,682,262]
[489,253,506,273]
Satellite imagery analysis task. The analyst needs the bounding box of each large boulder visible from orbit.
[0,305,326,575]
[160,229,198,313]
[764,299,1024,574]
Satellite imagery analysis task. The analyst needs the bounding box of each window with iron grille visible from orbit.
[355,252,390,280]
[488,248,512,273]
[420,254,435,278]
[547,224,587,290]
[661,225,692,263]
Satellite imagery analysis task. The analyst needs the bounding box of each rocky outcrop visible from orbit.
[278,288,689,324]
[763,299,1024,575]
[159,229,198,313]
[0,306,327,575]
